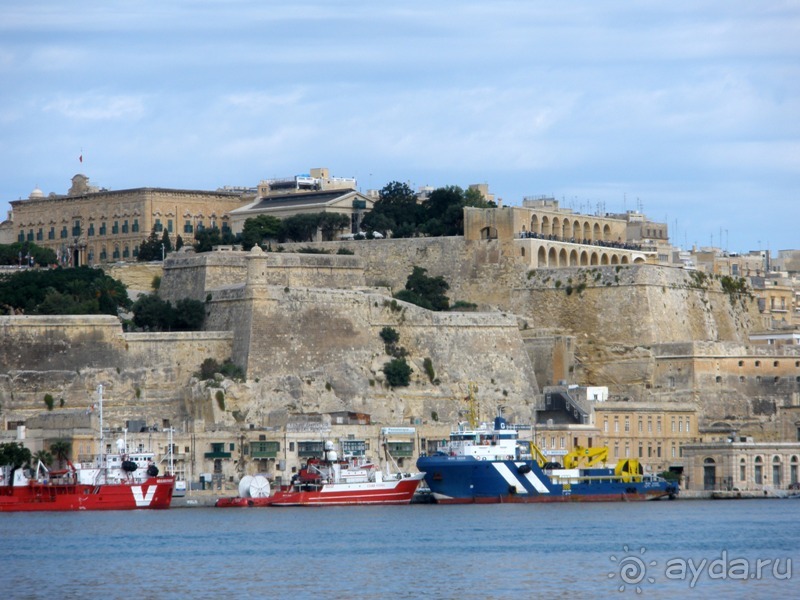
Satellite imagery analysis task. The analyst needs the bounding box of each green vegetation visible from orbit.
[720,275,748,299]
[394,266,450,311]
[240,215,283,250]
[198,358,245,382]
[130,294,205,331]
[215,390,225,410]
[43,393,54,411]
[194,226,237,253]
[450,300,478,311]
[361,181,495,238]
[383,357,412,388]
[49,440,72,468]
[423,357,436,383]
[379,326,400,345]
[0,443,32,485]
[0,267,131,315]
[0,242,56,267]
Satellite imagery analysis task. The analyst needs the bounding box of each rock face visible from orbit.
[1,237,795,441]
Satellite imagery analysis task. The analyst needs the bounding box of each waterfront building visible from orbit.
[681,440,800,492]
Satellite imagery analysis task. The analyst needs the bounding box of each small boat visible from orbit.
[0,384,174,512]
[216,441,424,507]
[417,416,679,504]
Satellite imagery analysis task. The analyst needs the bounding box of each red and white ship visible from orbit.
[0,385,174,512]
[216,441,423,507]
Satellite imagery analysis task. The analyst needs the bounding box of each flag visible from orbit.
[79,153,83,163]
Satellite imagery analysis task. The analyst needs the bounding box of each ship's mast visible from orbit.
[97,384,105,483]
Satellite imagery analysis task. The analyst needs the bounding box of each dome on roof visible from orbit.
[29,187,44,199]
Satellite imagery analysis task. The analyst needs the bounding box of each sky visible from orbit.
[1,1,798,254]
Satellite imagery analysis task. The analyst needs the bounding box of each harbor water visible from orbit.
[2,499,799,599]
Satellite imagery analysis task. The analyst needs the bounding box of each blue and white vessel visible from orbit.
[417,417,679,504]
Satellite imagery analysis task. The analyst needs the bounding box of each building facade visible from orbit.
[9,174,248,266]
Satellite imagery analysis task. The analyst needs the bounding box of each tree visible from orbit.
[194,227,235,253]
[383,358,412,387]
[0,442,32,485]
[361,181,421,237]
[318,213,351,241]
[33,449,53,468]
[241,215,284,250]
[282,214,320,243]
[137,229,163,261]
[395,266,450,311]
[49,440,71,468]
[173,298,205,331]
[0,267,130,315]
[161,230,173,255]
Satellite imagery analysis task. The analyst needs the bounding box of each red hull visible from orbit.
[270,477,422,506]
[0,477,175,512]
[434,490,675,504]
[216,476,423,507]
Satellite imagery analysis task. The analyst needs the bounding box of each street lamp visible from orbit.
[161,243,165,261]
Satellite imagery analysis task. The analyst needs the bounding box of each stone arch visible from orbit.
[569,249,579,266]
[552,217,561,239]
[542,216,550,237]
[531,215,539,234]
[610,254,619,265]
[603,224,611,241]
[633,256,646,264]
[600,253,609,265]
[621,255,630,264]
[548,246,558,266]
[703,457,717,490]
[593,223,601,240]
[583,221,591,240]
[558,248,568,266]
[580,250,589,266]
[480,226,498,240]
[538,246,548,267]
[571,220,581,240]
[590,252,599,265]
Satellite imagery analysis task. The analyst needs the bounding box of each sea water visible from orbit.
[1,499,799,599]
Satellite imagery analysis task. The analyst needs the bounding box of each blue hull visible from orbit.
[417,455,679,504]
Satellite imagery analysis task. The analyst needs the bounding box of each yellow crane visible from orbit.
[563,445,609,469]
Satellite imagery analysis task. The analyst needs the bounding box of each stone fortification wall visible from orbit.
[520,265,759,346]
[159,250,248,302]
[160,249,366,303]
[104,263,163,296]
[0,315,233,427]
[197,284,539,427]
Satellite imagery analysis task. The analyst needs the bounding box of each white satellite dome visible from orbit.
[29,187,44,199]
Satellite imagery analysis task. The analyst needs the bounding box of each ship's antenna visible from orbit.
[97,384,105,484]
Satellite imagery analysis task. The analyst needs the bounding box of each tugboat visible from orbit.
[216,441,423,507]
[417,416,679,504]
[0,385,174,512]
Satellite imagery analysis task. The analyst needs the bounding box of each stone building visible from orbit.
[681,440,800,492]
[8,174,248,266]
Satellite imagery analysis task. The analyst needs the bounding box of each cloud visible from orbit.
[42,93,146,120]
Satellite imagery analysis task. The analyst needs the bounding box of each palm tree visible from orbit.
[49,440,72,468]
[32,449,53,469]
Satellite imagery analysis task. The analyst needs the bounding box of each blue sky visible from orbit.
[1,1,798,253]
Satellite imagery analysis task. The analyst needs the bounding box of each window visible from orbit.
[184,220,193,234]
[638,419,643,433]
[122,220,129,234]
[657,445,661,458]
[648,419,652,433]
[112,221,119,234]
[638,445,643,458]
[679,420,683,433]
[112,247,120,259]
[88,224,95,236]
[48,227,55,240]
[668,376,675,388]
[624,445,630,458]
[36,228,43,241]
[99,223,107,236]
[132,219,139,233]
[614,418,619,433]
[613,445,619,458]
[740,458,746,481]
[671,418,676,433]
[604,419,608,433]
[560,437,565,449]
[624,417,630,433]
[72,221,81,237]
[122,246,129,258]
[60,226,67,239]
[17,231,24,242]
[755,361,761,367]
[168,219,173,233]
[657,418,662,433]
[754,456,763,484]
